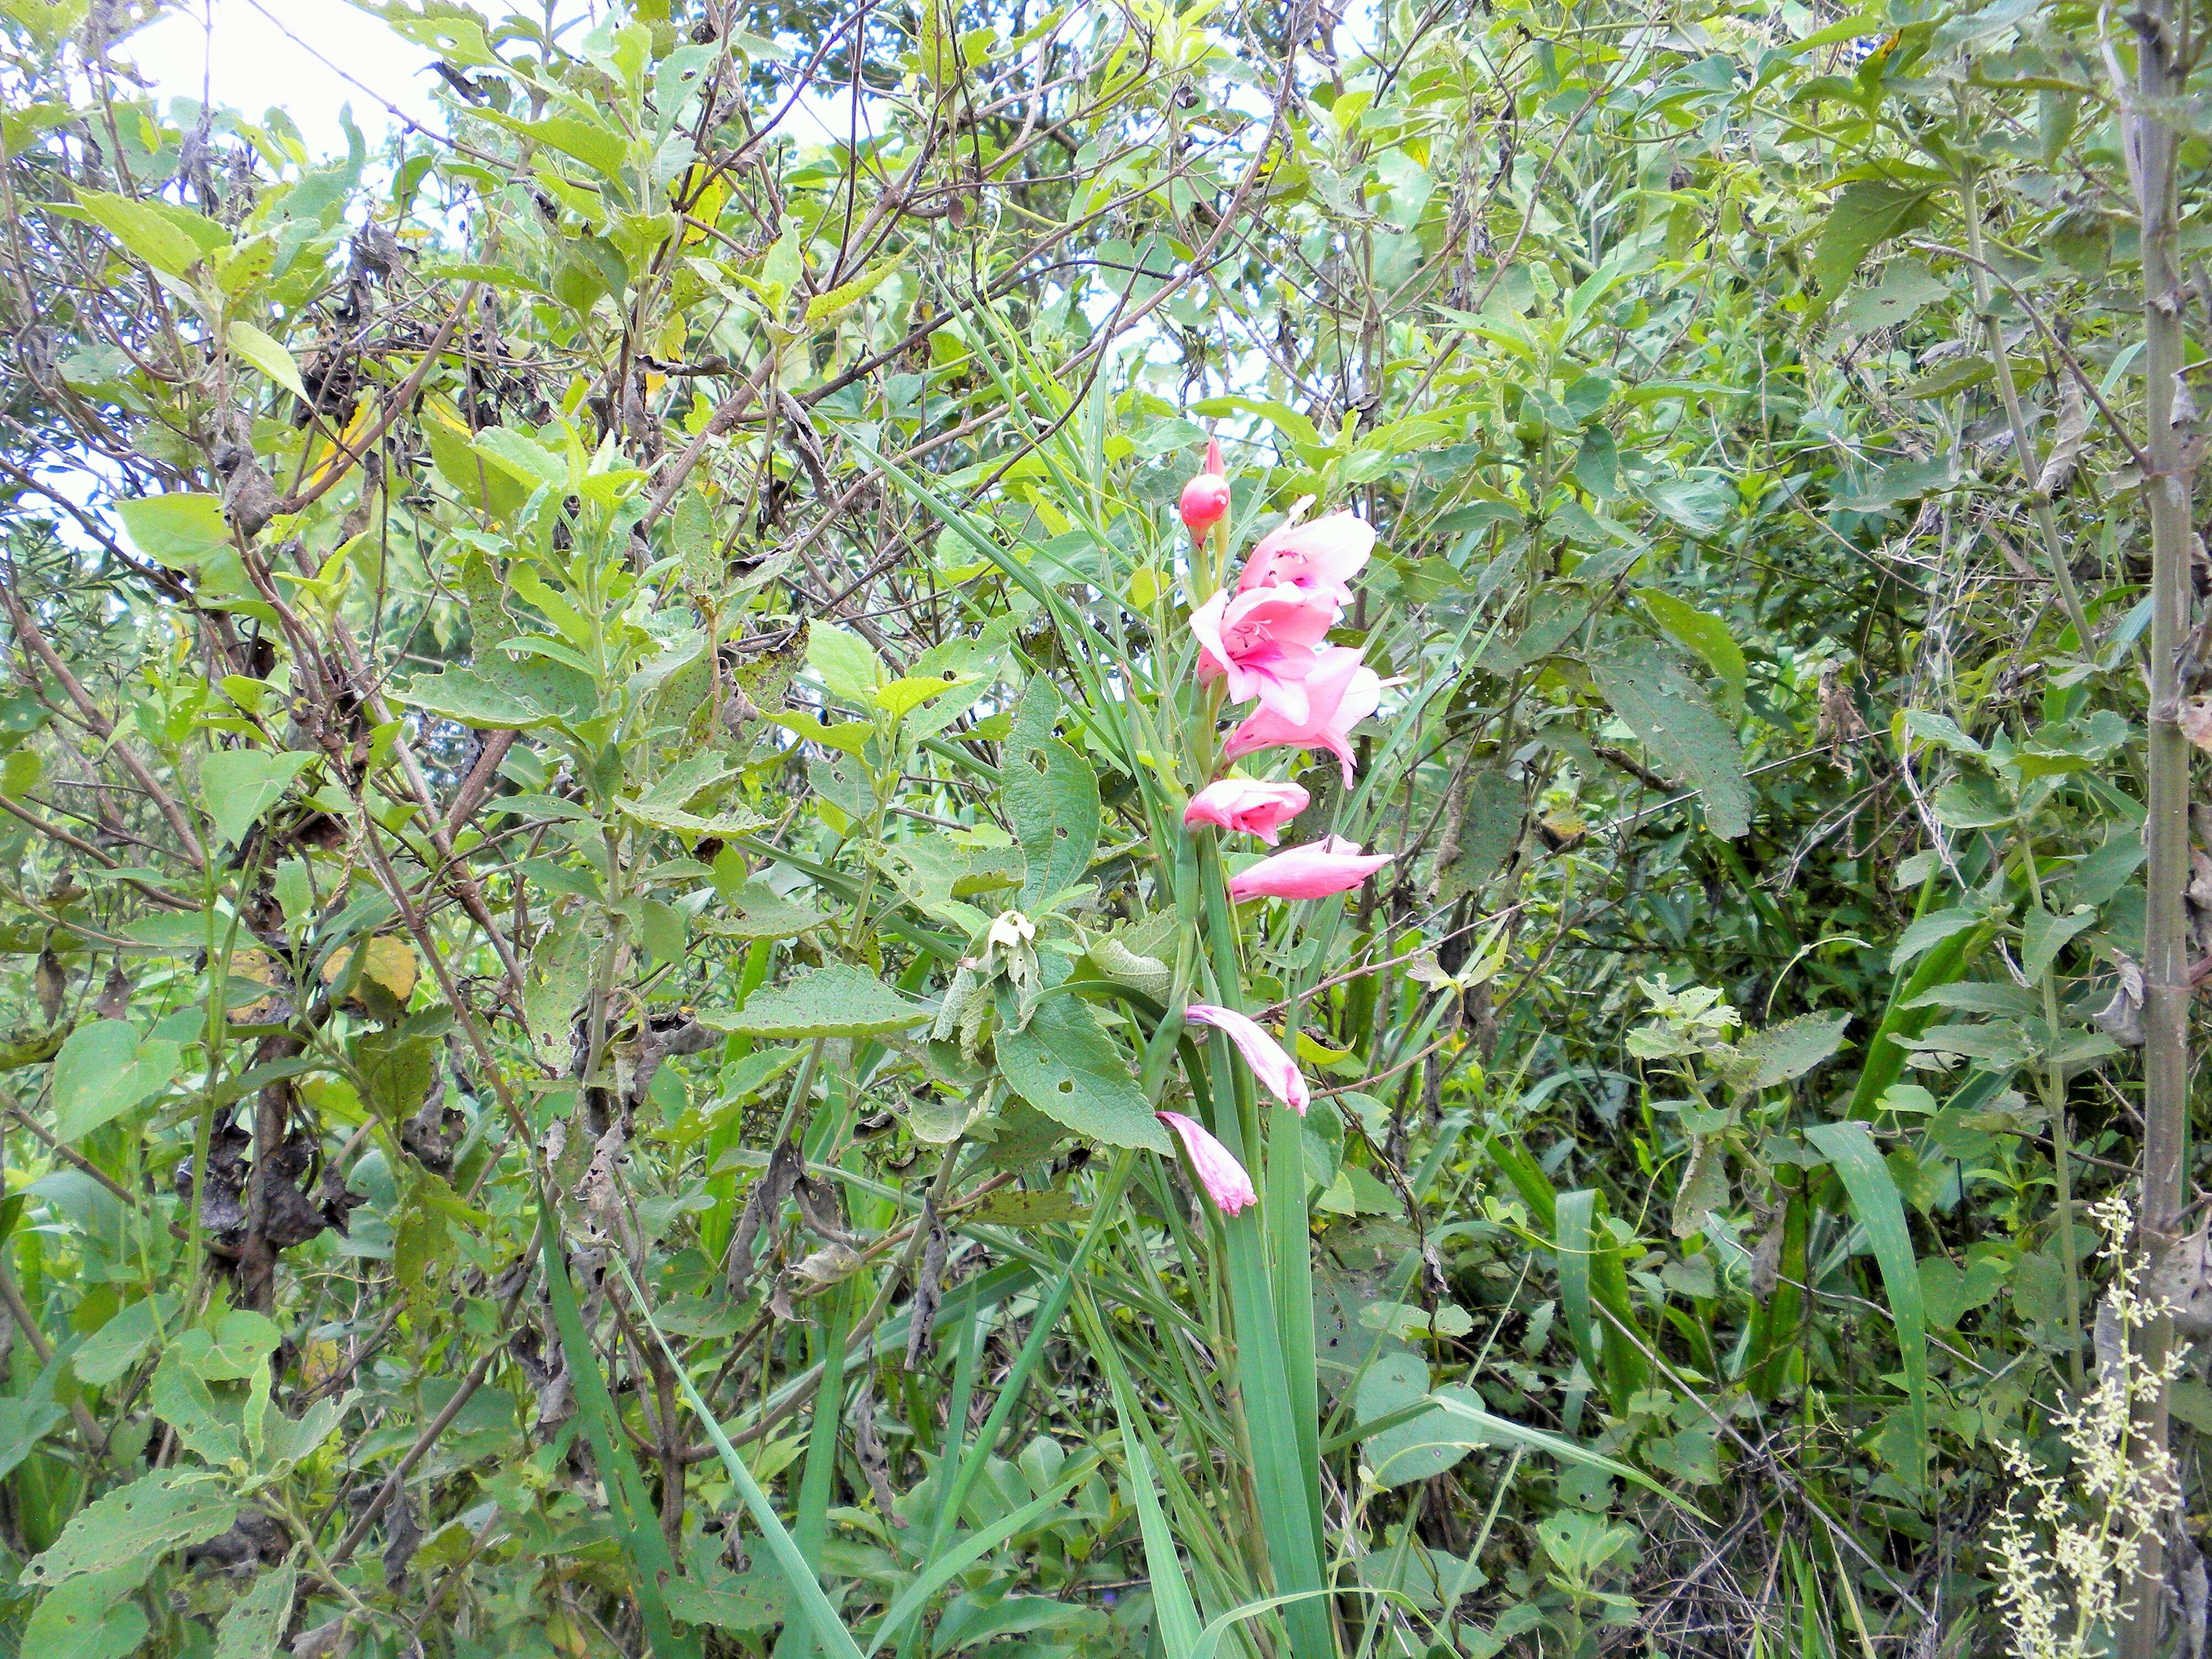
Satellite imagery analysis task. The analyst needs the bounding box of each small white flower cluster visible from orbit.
[1989,1194,2189,1659]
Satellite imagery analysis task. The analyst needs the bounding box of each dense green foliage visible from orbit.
[0,0,2206,1653]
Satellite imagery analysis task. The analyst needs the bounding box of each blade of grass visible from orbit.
[540,1223,701,1659]
[1804,1121,1927,1491]
[778,1275,854,1659]
[1553,1190,1648,1413]
[1196,845,1332,1658]
[863,1452,1102,1658]
[913,1152,1138,1573]
[1082,1292,1206,1659]
[613,1257,869,1659]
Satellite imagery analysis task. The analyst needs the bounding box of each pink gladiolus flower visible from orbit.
[1189,585,1336,722]
[1183,1004,1310,1115]
[1182,778,1310,845]
[1227,836,1393,902]
[1219,645,1385,784]
[1155,1110,1258,1217]
[1179,439,1231,544]
[1236,507,1375,612]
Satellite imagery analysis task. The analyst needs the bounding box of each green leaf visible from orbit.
[640,897,686,966]
[483,109,631,182]
[471,426,568,491]
[1,747,40,798]
[52,1019,182,1142]
[24,1566,149,1659]
[2023,905,2095,981]
[403,659,598,729]
[1572,426,1619,498]
[1900,709,1984,756]
[1006,681,1100,905]
[23,1470,241,1587]
[1833,262,1948,338]
[1641,476,1733,539]
[1805,1120,1927,1487]
[1736,1012,1851,1090]
[1834,455,1958,513]
[213,1562,296,1659]
[72,189,228,276]
[806,622,884,705]
[73,1293,181,1386]
[875,672,979,720]
[226,321,309,404]
[116,493,232,566]
[1358,1352,1475,1487]
[994,994,1169,1152]
[1633,589,1746,711]
[804,261,900,326]
[698,962,930,1040]
[0,1395,62,1481]
[200,749,314,846]
[705,869,828,940]
[1811,181,1931,300]
[1900,357,1999,400]
[1589,638,1751,838]
[1890,906,1986,969]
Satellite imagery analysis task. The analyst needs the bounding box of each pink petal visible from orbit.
[1227,836,1394,902]
[1183,1004,1310,1115]
[1237,510,1375,607]
[1182,779,1310,845]
[1155,1111,1258,1217]
[1221,646,1385,784]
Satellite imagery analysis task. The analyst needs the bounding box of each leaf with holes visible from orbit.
[1589,638,1750,838]
[705,864,828,940]
[808,753,874,822]
[403,659,598,729]
[23,1470,241,1586]
[213,1562,296,1659]
[1005,681,1099,905]
[24,1566,150,1659]
[1731,1012,1850,1092]
[698,962,929,1040]
[993,993,1168,1152]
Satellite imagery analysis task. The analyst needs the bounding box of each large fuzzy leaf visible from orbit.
[699,962,930,1040]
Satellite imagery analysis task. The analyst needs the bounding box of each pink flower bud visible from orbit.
[1155,1110,1258,1217]
[1183,1004,1310,1115]
[1182,778,1310,845]
[1227,836,1394,902]
[1179,437,1230,542]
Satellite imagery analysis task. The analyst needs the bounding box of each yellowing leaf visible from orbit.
[323,936,418,1006]
[874,672,978,719]
[226,320,309,404]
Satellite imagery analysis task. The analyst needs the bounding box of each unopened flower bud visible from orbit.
[1179,437,1230,542]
